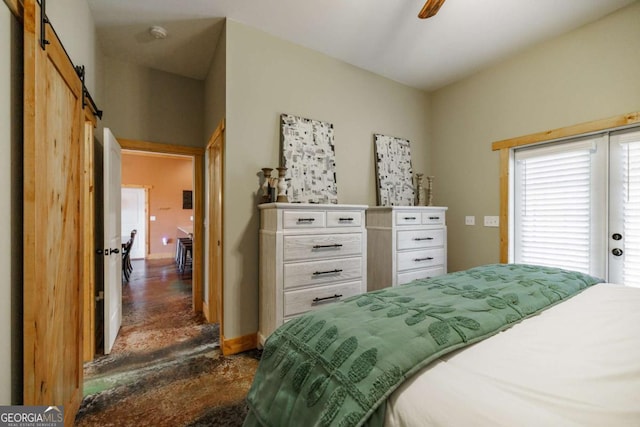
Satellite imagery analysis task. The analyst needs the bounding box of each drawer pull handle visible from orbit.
[338,217,354,222]
[312,244,343,249]
[414,257,434,262]
[313,269,343,276]
[312,294,343,304]
[429,216,440,220]
[413,237,434,241]
[404,216,417,220]
[297,218,316,223]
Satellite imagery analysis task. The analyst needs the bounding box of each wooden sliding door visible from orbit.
[23,0,84,423]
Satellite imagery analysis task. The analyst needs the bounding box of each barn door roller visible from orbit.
[40,0,50,50]
[75,65,104,119]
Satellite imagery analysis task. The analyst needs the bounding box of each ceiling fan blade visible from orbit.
[418,0,446,19]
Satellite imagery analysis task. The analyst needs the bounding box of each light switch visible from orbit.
[484,216,499,227]
[465,216,475,226]
[150,215,156,221]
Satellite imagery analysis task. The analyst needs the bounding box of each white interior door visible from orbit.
[121,187,146,259]
[103,128,122,354]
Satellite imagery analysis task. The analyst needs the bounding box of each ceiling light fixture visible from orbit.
[149,25,168,40]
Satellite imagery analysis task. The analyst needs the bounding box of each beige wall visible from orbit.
[102,57,205,147]
[0,4,21,405]
[121,153,194,256]
[204,20,227,139]
[431,2,640,272]
[223,20,431,338]
[47,0,100,96]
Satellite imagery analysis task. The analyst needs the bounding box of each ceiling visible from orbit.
[87,0,636,91]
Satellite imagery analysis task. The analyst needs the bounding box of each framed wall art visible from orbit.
[182,190,193,209]
[374,133,414,206]
[280,113,338,204]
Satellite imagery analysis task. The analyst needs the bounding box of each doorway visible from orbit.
[117,140,204,312]
[510,125,640,285]
[87,138,206,361]
[120,151,195,262]
[121,186,147,260]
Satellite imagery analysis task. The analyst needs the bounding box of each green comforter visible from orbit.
[244,264,602,427]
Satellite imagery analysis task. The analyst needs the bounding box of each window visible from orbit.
[513,136,606,277]
[493,113,640,286]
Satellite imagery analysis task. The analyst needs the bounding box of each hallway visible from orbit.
[75,259,259,426]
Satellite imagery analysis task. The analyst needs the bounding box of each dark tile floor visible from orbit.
[75,259,259,426]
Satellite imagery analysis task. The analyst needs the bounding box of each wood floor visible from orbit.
[75,259,259,426]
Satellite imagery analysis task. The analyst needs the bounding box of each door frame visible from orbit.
[205,120,225,330]
[118,138,205,313]
[83,117,97,362]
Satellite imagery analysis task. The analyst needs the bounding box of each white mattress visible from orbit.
[384,283,640,426]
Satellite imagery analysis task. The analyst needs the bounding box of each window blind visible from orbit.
[514,140,598,275]
[621,138,640,286]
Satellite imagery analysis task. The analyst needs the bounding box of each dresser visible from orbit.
[258,203,367,345]
[366,206,447,291]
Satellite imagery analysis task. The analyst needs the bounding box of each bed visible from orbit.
[243,264,640,427]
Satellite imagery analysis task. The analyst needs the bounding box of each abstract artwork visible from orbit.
[374,133,414,206]
[280,113,338,204]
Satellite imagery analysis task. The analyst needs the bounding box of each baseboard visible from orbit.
[146,252,174,260]
[221,332,257,356]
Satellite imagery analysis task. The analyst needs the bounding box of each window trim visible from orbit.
[491,111,640,263]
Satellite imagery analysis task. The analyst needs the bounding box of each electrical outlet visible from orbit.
[484,216,499,227]
[465,216,475,226]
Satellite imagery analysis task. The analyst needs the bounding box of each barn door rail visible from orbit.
[39,0,103,119]
[75,65,104,119]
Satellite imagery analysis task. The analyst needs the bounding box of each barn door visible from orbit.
[23,0,85,423]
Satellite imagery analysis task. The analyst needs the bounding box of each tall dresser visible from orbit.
[258,203,367,345]
[366,206,448,291]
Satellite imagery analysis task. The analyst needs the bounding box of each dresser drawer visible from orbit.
[284,257,362,289]
[283,210,326,229]
[326,211,363,228]
[397,266,445,285]
[395,211,421,226]
[422,211,445,225]
[397,248,445,272]
[283,233,363,261]
[397,229,444,250]
[284,280,363,317]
